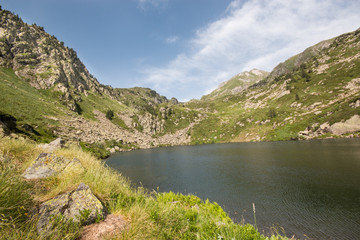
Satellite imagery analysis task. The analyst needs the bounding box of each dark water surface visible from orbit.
[106,139,360,239]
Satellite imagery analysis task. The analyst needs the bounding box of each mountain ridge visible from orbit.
[202,69,269,100]
[0,6,359,156]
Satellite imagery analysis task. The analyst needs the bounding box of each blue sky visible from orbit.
[2,0,360,101]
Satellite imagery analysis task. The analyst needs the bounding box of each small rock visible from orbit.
[40,138,65,152]
[349,99,360,108]
[298,130,310,136]
[9,133,18,139]
[320,122,330,130]
[311,123,319,129]
[37,183,107,235]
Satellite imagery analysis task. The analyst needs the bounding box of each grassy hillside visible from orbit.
[0,137,288,239]
[202,69,268,101]
[1,6,359,149]
[187,30,360,144]
[0,64,200,151]
[0,67,66,142]
[0,7,200,150]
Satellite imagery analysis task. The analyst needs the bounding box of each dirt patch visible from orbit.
[81,214,128,240]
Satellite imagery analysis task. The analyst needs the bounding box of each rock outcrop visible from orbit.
[23,153,83,180]
[329,115,360,135]
[39,138,64,152]
[298,122,331,139]
[21,151,109,237]
[0,9,108,112]
[37,183,107,235]
[298,115,360,139]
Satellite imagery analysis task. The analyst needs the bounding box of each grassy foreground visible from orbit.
[0,137,288,240]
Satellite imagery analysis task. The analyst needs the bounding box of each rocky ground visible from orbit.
[50,109,203,151]
[20,142,128,239]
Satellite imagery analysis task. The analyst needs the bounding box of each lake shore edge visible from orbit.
[0,136,289,239]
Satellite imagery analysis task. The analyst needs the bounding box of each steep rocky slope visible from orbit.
[0,8,172,113]
[0,8,201,153]
[0,9,108,112]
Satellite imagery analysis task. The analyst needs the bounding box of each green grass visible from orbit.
[0,137,288,240]
[155,105,199,136]
[0,67,65,142]
[77,92,127,121]
[187,31,360,143]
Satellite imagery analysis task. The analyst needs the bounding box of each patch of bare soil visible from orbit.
[81,214,128,240]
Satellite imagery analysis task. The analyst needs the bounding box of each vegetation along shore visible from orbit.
[0,4,359,239]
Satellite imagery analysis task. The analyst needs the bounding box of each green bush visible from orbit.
[105,110,114,120]
[268,108,277,118]
[79,142,110,159]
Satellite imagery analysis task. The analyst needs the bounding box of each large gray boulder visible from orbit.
[330,115,360,135]
[23,153,84,180]
[37,183,107,234]
[23,153,71,179]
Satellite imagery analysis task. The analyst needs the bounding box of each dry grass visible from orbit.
[0,137,289,240]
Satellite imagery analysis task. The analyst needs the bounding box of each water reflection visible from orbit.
[106,139,360,239]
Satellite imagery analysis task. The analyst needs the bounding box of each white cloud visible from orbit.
[138,0,360,100]
[165,36,179,44]
[136,0,169,10]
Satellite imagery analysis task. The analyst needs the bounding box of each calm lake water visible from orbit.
[106,139,360,239]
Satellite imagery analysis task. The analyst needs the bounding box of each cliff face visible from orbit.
[0,9,171,113]
[0,8,189,150]
[0,10,110,112]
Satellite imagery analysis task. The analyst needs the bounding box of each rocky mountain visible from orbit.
[0,6,359,156]
[0,8,172,114]
[188,28,360,143]
[0,8,196,155]
[0,9,108,112]
[202,69,268,100]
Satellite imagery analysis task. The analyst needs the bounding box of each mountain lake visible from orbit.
[106,138,360,239]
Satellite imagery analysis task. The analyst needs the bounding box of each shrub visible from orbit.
[268,108,277,118]
[105,110,114,120]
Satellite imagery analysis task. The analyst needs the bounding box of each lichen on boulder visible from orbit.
[23,152,85,180]
[60,157,85,176]
[22,153,72,180]
[37,183,107,235]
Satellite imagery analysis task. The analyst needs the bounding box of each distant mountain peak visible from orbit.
[202,69,268,100]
